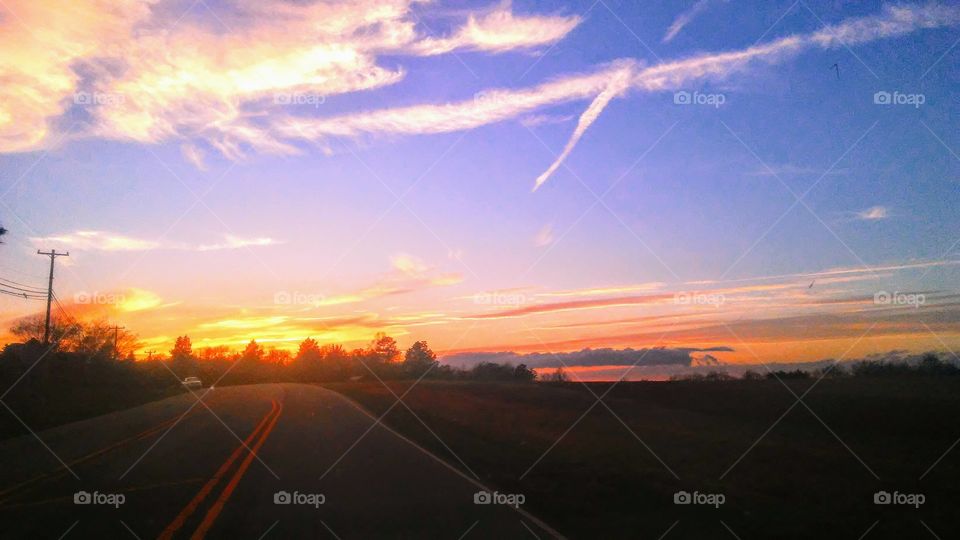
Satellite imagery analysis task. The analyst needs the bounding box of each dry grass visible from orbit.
[325,378,960,539]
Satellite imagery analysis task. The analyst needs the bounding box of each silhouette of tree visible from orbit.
[0,225,6,243]
[171,335,193,358]
[169,335,197,377]
[403,340,438,377]
[369,333,400,363]
[544,366,568,382]
[10,314,77,346]
[296,337,321,361]
[513,363,536,381]
[242,339,264,361]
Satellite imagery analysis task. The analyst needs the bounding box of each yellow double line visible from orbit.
[159,398,284,540]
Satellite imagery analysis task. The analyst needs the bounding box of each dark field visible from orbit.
[325,378,960,539]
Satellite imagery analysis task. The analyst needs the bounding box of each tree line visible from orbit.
[2,315,539,388]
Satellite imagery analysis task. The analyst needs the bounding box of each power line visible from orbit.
[0,277,46,292]
[0,282,46,295]
[0,288,45,300]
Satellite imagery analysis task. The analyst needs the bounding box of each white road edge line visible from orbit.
[329,389,568,540]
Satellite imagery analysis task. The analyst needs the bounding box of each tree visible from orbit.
[8,315,137,358]
[544,367,568,383]
[513,363,536,382]
[10,314,78,346]
[171,336,193,358]
[403,341,438,377]
[369,333,400,363]
[242,340,264,362]
[0,225,6,243]
[264,348,291,366]
[296,337,321,362]
[169,335,197,378]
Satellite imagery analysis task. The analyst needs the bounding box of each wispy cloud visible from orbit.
[180,143,207,171]
[534,224,554,247]
[320,254,462,306]
[277,4,960,189]
[3,1,958,195]
[29,230,282,252]
[855,205,890,221]
[409,3,580,55]
[0,0,580,155]
[662,0,720,43]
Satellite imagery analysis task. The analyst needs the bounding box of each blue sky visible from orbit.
[0,0,958,372]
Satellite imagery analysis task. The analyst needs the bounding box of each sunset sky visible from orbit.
[1,0,958,374]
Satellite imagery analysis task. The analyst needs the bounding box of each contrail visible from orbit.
[533,64,634,191]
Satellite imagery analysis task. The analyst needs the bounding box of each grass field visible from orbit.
[325,378,960,539]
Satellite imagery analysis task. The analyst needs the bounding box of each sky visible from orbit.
[0,0,958,377]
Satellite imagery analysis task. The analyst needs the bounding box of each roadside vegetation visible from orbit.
[3,313,960,537]
[0,318,535,439]
[329,376,960,539]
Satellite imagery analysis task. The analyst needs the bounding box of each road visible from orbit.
[0,384,561,539]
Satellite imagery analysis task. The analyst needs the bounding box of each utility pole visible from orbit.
[109,325,125,360]
[146,350,156,361]
[37,249,69,345]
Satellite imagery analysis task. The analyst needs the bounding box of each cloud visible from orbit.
[462,293,675,319]
[855,206,890,221]
[276,4,960,189]
[319,254,462,306]
[662,0,718,43]
[3,2,958,193]
[0,0,579,155]
[391,253,430,276]
[533,62,635,190]
[519,113,573,127]
[409,3,580,55]
[29,230,281,251]
[196,235,281,251]
[442,346,735,369]
[534,224,554,247]
[30,230,160,251]
[180,143,207,171]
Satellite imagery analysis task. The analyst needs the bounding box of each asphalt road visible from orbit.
[0,383,560,539]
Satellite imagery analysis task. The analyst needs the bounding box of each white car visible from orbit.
[182,376,203,389]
